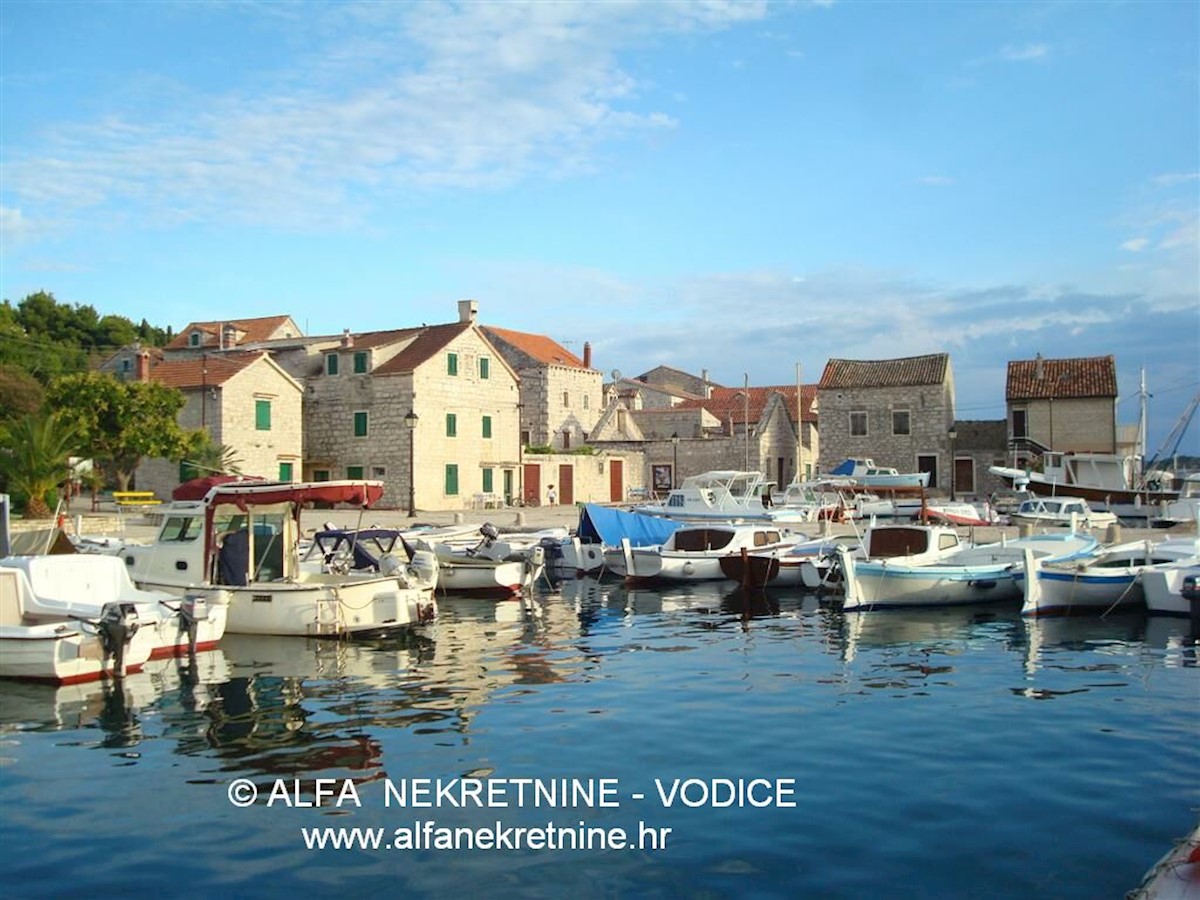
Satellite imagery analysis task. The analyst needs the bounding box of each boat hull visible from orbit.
[0,622,156,684]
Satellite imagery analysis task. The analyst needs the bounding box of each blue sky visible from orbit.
[2,1,1197,453]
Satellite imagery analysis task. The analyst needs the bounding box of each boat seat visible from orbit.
[0,569,29,626]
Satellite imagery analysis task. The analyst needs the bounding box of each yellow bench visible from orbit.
[113,491,162,508]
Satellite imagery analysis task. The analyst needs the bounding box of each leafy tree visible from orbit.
[46,372,192,490]
[0,363,44,423]
[181,430,244,477]
[0,410,82,517]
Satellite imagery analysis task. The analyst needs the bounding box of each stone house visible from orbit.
[1004,354,1118,463]
[163,315,303,357]
[947,419,1009,500]
[817,353,955,491]
[132,350,304,496]
[479,325,604,452]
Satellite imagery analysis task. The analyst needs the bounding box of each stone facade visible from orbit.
[1007,397,1117,456]
[517,365,604,450]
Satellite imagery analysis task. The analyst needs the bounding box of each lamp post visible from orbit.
[948,426,958,501]
[405,409,419,517]
[671,432,680,489]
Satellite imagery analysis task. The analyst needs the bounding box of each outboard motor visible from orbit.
[97,602,140,677]
[179,594,208,655]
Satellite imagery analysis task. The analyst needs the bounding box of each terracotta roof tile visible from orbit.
[674,385,818,425]
[818,354,949,389]
[1006,354,1117,400]
[373,323,472,375]
[165,315,298,350]
[481,326,588,369]
[147,352,262,389]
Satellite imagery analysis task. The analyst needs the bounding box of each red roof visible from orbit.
[165,316,297,350]
[1006,355,1117,400]
[819,354,949,389]
[481,326,588,369]
[674,385,818,426]
[373,323,472,375]
[147,352,264,389]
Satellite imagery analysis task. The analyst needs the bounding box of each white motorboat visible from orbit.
[1149,476,1200,529]
[115,480,436,637]
[989,451,1178,507]
[827,458,931,488]
[604,522,805,583]
[0,563,156,684]
[838,531,1099,611]
[718,534,856,590]
[1021,537,1200,617]
[1141,563,1200,617]
[1008,496,1117,530]
[555,505,680,578]
[632,470,817,525]
[413,524,546,598]
[1,553,227,658]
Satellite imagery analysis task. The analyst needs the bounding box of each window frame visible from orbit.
[326,353,339,376]
[255,398,272,431]
[849,410,868,437]
[353,410,369,438]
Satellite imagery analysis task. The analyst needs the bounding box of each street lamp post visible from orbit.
[405,409,419,517]
[671,432,680,489]
[948,426,958,501]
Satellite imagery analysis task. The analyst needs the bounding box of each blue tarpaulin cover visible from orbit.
[576,504,679,546]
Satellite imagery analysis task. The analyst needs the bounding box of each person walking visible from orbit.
[546,484,557,506]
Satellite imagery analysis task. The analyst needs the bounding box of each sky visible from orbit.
[2,0,1197,455]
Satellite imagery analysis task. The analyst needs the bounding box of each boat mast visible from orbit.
[1137,366,1148,466]
[796,361,803,483]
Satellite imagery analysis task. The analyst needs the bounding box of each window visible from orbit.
[1013,409,1028,438]
[563,391,570,407]
[372,466,386,478]
[850,411,868,436]
[892,410,910,436]
[189,332,201,347]
[256,399,272,431]
[445,464,459,496]
[326,354,339,376]
[482,415,492,439]
[278,462,294,481]
[446,413,457,437]
[313,469,331,482]
[347,466,364,480]
[354,411,368,437]
[447,352,458,376]
[121,358,131,373]
[583,395,589,410]
[482,468,494,493]
[353,351,368,374]
[480,357,490,380]
[562,430,571,450]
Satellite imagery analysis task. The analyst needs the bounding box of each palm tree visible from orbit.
[0,410,82,518]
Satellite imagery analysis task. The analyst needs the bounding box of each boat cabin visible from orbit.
[863,525,960,559]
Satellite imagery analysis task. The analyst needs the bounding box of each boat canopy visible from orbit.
[203,480,385,510]
[173,474,268,501]
[576,504,679,547]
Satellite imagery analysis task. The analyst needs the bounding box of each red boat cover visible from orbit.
[173,475,267,501]
[204,480,385,510]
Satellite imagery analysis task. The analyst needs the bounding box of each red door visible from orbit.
[523,464,541,506]
[609,460,624,502]
[558,464,574,506]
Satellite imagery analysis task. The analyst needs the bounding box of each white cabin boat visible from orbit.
[1141,563,1200,617]
[989,451,1177,506]
[632,471,816,524]
[1149,476,1200,529]
[1021,537,1200,617]
[839,531,1099,611]
[827,458,931,488]
[1008,496,1118,530]
[605,522,804,582]
[116,480,436,637]
[0,563,157,684]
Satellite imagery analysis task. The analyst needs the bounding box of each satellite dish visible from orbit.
[611,369,622,381]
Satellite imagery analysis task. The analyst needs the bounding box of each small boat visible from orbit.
[1142,563,1200,617]
[989,450,1178,507]
[299,527,439,591]
[0,564,156,684]
[838,531,1099,611]
[115,479,436,637]
[1,553,227,658]
[632,470,816,524]
[1021,537,1200,617]
[413,524,546,598]
[1008,496,1117,530]
[605,522,806,583]
[718,534,856,590]
[557,505,680,577]
[1150,476,1200,529]
[827,458,931,488]
[1127,821,1200,900]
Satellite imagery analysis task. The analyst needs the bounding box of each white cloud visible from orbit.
[999,43,1049,62]
[1121,238,1151,252]
[1152,172,1200,188]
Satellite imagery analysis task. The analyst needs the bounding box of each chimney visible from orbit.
[341,328,354,348]
[1034,352,1044,380]
[458,299,479,323]
[135,350,151,382]
[583,341,592,368]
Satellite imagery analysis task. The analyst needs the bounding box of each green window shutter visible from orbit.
[326,354,339,375]
[482,415,492,439]
[445,464,459,496]
[255,399,271,431]
[353,351,367,374]
[446,413,457,437]
[347,466,364,480]
[480,357,489,380]
[447,352,458,376]
[354,411,368,437]
[482,468,494,493]
[279,462,294,481]
[313,469,331,482]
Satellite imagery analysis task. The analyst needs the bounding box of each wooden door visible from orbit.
[523,464,541,506]
[558,464,574,506]
[609,459,624,502]
[917,454,938,489]
[954,458,976,496]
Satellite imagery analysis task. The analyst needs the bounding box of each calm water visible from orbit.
[1,580,1197,899]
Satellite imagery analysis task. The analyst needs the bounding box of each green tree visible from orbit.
[0,410,82,517]
[46,372,192,490]
[181,430,244,478]
[0,363,44,423]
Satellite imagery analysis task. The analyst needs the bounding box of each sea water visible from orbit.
[0,580,1196,899]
